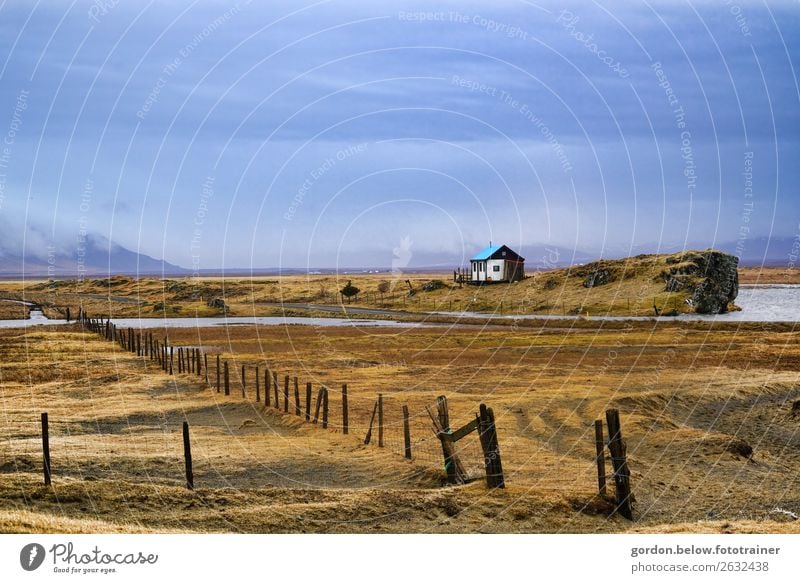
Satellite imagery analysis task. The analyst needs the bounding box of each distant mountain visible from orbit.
[597,237,798,267]
[715,236,798,266]
[0,235,186,277]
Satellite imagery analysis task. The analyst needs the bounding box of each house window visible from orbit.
[493,265,500,272]
[473,263,477,272]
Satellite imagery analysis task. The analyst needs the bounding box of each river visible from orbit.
[0,284,798,329]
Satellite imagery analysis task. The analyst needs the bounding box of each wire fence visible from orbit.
[1,315,633,518]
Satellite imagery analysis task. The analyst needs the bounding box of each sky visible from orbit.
[0,0,798,270]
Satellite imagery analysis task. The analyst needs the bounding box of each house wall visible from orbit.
[470,256,525,283]
[486,259,506,282]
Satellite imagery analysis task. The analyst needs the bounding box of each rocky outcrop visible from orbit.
[660,250,739,314]
[583,268,613,288]
[207,297,228,312]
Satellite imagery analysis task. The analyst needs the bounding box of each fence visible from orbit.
[74,314,505,487]
[24,312,634,518]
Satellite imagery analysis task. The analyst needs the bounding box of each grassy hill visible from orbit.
[0,250,739,320]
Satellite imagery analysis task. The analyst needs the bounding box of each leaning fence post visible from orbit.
[41,412,51,486]
[378,393,384,447]
[265,369,271,407]
[364,401,378,444]
[283,375,290,413]
[342,383,349,434]
[594,419,607,497]
[313,387,325,424]
[183,421,194,490]
[204,354,209,385]
[403,405,412,459]
[605,408,633,520]
[294,377,301,415]
[272,371,279,409]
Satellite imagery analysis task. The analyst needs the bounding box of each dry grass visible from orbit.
[739,266,800,285]
[0,251,747,320]
[1,316,800,533]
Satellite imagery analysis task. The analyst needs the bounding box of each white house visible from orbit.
[469,244,525,283]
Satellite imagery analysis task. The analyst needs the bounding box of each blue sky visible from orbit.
[0,0,798,269]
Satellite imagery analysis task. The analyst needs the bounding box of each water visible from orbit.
[441,284,800,323]
[0,284,798,328]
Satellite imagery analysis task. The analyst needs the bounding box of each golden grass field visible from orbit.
[1,304,799,533]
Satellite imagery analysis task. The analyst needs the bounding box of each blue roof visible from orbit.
[471,245,503,261]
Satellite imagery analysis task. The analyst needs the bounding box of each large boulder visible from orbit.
[661,250,739,314]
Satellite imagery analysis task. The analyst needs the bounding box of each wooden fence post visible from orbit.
[272,371,279,409]
[313,387,325,424]
[41,412,51,486]
[283,375,289,413]
[403,405,412,459]
[484,405,504,488]
[216,355,221,392]
[183,421,194,490]
[378,393,384,447]
[241,364,246,398]
[265,369,270,407]
[255,366,260,402]
[364,401,378,444]
[322,388,329,429]
[605,409,633,520]
[594,419,607,497]
[196,349,201,376]
[204,354,209,385]
[294,377,301,415]
[224,361,230,396]
[341,383,349,434]
[169,347,174,375]
[305,382,312,421]
[429,396,467,485]
[178,348,183,374]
